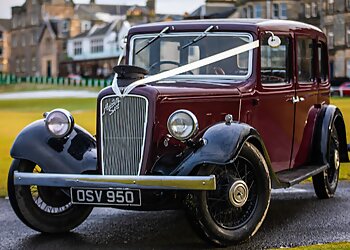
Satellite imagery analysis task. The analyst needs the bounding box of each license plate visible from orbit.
[70,187,141,206]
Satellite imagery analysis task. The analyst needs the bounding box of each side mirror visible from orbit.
[266,31,281,48]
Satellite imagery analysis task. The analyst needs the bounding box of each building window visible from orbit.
[16,59,20,73]
[91,39,104,53]
[31,33,35,45]
[0,31,2,40]
[327,0,334,14]
[272,4,279,18]
[297,38,315,83]
[280,3,287,18]
[22,35,26,47]
[311,2,318,17]
[12,18,17,29]
[62,20,69,33]
[347,60,350,78]
[328,31,334,49]
[21,58,26,73]
[21,16,25,28]
[347,25,350,47]
[81,21,91,32]
[247,5,253,18]
[255,4,262,18]
[31,14,39,25]
[12,35,17,47]
[305,3,311,18]
[45,38,52,50]
[0,46,3,56]
[63,41,67,52]
[74,41,82,55]
[32,57,36,72]
[347,0,350,10]
[242,7,247,18]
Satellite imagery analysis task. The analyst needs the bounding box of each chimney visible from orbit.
[90,0,95,4]
[146,0,155,16]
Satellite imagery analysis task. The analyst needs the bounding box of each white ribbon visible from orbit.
[112,40,260,97]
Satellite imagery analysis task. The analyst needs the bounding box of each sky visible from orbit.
[0,0,205,19]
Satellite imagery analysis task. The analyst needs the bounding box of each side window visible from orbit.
[297,38,315,83]
[261,35,291,85]
[318,42,329,82]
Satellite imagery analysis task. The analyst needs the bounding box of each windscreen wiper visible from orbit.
[180,25,214,50]
[135,26,170,55]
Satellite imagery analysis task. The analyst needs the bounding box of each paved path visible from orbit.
[0,90,98,100]
[1,182,350,250]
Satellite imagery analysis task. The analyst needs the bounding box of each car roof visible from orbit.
[130,19,323,34]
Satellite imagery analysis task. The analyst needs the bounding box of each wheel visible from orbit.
[312,124,340,199]
[185,142,271,246]
[7,159,93,233]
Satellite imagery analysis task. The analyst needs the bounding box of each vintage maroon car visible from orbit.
[7,19,349,246]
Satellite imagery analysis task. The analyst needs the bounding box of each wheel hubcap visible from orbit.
[334,149,340,170]
[229,180,249,208]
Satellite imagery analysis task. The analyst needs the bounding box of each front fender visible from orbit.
[10,119,97,174]
[171,122,270,176]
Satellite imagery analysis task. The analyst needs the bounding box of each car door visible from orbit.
[291,35,319,168]
[250,33,294,172]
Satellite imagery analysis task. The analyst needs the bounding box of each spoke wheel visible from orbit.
[206,158,258,230]
[8,159,93,233]
[30,165,73,214]
[312,124,340,199]
[185,142,271,246]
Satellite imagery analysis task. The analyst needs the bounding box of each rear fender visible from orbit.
[10,119,97,174]
[312,104,349,164]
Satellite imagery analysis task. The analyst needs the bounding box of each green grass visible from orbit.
[0,93,350,197]
[332,98,350,180]
[283,242,350,249]
[0,98,96,197]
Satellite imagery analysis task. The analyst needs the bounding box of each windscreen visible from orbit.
[130,33,253,80]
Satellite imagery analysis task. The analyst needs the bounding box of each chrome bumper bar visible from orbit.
[13,171,216,190]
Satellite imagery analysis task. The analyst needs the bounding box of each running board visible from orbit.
[276,164,329,187]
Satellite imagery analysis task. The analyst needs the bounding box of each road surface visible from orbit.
[1,182,350,249]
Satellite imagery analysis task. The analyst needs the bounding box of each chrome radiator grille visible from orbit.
[100,95,148,175]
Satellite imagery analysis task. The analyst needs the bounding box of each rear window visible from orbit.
[297,37,315,83]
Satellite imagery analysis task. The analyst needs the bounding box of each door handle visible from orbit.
[287,96,305,104]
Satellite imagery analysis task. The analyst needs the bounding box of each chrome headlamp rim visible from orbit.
[44,109,74,138]
[167,109,199,141]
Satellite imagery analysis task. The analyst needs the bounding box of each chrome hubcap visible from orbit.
[229,180,249,208]
[334,149,340,170]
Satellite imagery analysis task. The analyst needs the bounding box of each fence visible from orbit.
[0,74,111,88]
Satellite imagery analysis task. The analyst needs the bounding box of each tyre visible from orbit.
[8,159,93,233]
[312,124,340,199]
[185,142,271,246]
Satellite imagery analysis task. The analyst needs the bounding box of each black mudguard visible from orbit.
[10,119,97,174]
[313,104,349,164]
[171,122,278,185]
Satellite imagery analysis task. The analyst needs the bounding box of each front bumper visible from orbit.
[13,171,216,190]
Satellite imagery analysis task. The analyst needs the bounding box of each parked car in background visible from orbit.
[7,19,349,246]
[339,82,350,96]
[331,82,350,97]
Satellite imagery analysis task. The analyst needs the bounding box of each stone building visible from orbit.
[0,19,11,74]
[322,0,350,79]
[10,0,75,77]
